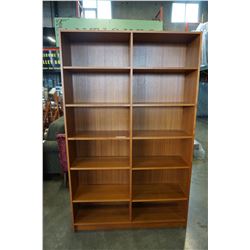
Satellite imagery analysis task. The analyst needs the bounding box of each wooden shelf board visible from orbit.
[133,203,186,223]
[66,103,130,107]
[63,66,130,73]
[74,205,130,225]
[71,156,130,170]
[133,155,189,170]
[132,183,187,202]
[73,184,130,202]
[133,67,197,73]
[133,31,201,43]
[66,103,194,107]
[74,221,186,230]
[133,102,195,107]
[68,130,130,140]
[133,130,193,139]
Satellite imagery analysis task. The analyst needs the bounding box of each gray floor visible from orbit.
[43,118,208,250]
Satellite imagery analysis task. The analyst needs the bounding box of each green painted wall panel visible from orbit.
[54,18,163,46]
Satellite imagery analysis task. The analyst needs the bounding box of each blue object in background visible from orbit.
[197,81,208,117]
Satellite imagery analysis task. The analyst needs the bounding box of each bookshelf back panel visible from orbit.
[133,72,198,103]
[133,139,193,164]
[70,42,129,67]
[132,201,187,222]
[69,140,129,158]
[133,169,188,185]
[133,32,199,44]
[133,73,185,103]
[66,107,130,135]
[134,43,186,67]
[64,72,129,104]
[74,203,130,224]
[133,32,200,68]
[72,170,129,185]
[133,107,195,133]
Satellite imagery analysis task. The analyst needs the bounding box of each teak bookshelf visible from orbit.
[59,30,202,231]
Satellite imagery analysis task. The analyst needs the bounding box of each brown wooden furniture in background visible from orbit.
[60,30,201,231]
[43,93,64,130]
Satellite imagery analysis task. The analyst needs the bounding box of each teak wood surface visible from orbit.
[59,30,202,231]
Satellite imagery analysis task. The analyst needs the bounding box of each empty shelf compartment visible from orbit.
[132,169,189,202]
[71,170,130,202]
[69,140,130,169]
[132,201,187,223]
[74,203,130,225]
[132,139,192,169]
[66,107,130,139]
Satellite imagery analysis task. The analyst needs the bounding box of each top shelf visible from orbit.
[60,30,201,43]
[63,66,198,73]
[60,31,201,72]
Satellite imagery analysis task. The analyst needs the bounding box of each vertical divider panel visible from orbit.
[59,31,75,230]
[129,32,133,221]
[184,33,203,221]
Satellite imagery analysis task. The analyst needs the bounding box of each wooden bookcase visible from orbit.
[59,30,202,231]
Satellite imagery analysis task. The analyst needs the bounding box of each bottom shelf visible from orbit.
[73,201,186,227]
[74,203,129,225]
[133,202,186,223]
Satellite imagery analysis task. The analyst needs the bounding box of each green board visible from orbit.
[54,18,163,47]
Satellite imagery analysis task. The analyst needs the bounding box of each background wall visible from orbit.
[43,1,76,27]
[112,1,208,31]
[43,1,208,117]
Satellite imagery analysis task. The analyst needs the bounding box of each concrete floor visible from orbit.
[43,118,208,250]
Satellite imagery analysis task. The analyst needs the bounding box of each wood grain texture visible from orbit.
[73,184,130,202]
[59,31,75,227]
[70,42,129,67]
[74,203,130,225]
[133,72,197,104]
[74,221,186,231]
[133,32,200,43]
[75,140,129,157]
[64,72,129,104]
[60,30,201,230]
[133,103,194,107]
[184,70,199,104]
[71,170,130,202]
[68,140,129,169]
[132,139,192,167]
[133,107,195,136]
[61,31,130,43]
[71,157,130,170]
[186,36,200,67]
[129,32,133,221]
[66,107,130,138]
[74,169,129,185]
[133,156,189,170]
[132,202,187,222]
[133,73,185,103]
[132,184,187,202]
[133,130,192,139]
[133,67,197,73]
[133,43,186,68]
[66,104,130,107]
[63,67,130,73]
[132,169,189,198]
[67,130,129,140]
